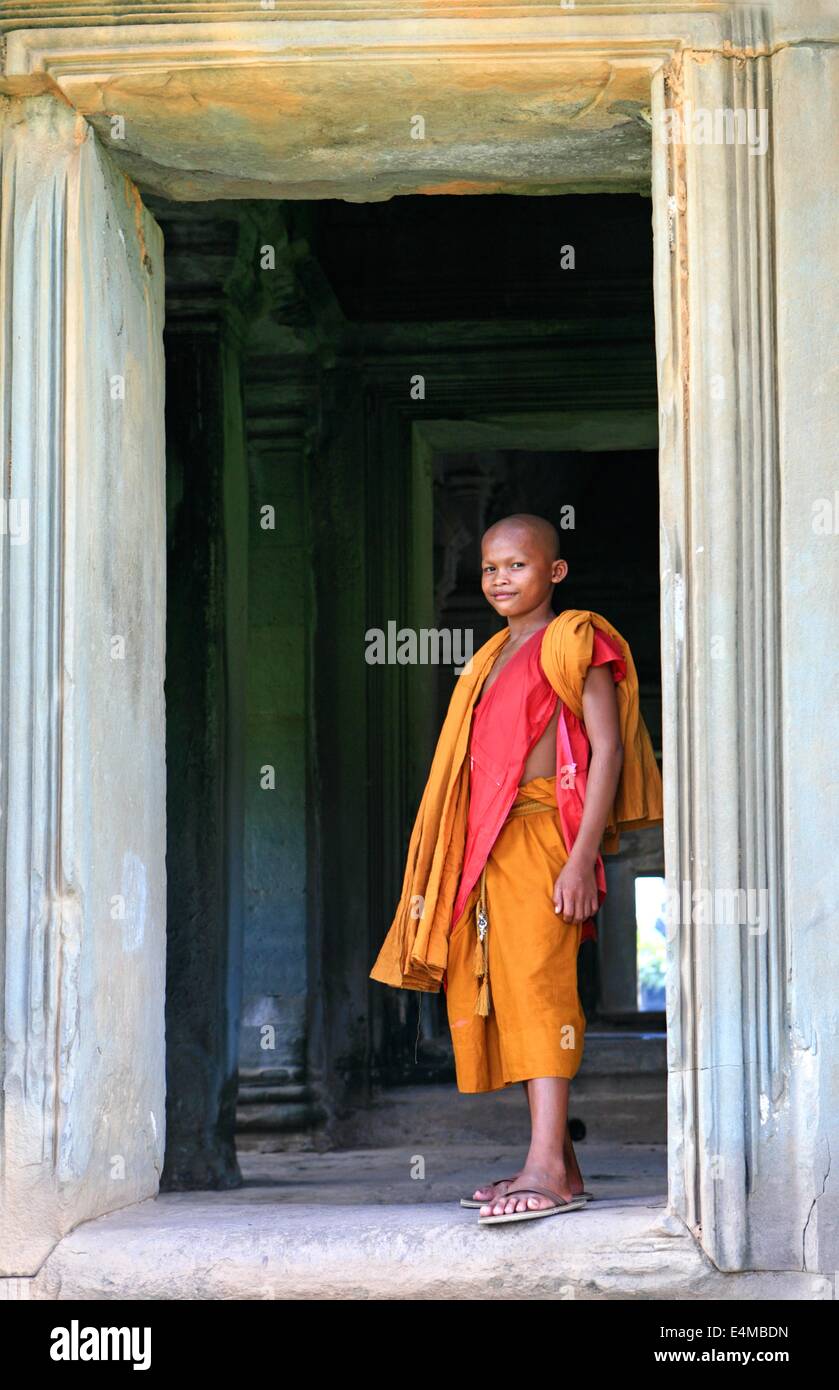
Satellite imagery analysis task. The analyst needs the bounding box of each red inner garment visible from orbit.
[442,625,626,993]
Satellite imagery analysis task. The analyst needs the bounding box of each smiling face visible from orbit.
[480,516,568,622]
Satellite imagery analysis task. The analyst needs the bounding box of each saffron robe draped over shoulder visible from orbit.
[368,608,663,995]
[452,622,625,946]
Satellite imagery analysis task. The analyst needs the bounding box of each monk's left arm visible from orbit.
[554,665,624,923]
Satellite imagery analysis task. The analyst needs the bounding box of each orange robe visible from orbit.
[453,622,623,947]
[369,611,663,1042]
[445,774,587,1091]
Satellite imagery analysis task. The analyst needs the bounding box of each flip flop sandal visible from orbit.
[460,1176,518,1208]
[461,1180,595,1208]
[477,1184,589,1224]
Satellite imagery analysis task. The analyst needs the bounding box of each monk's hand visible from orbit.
[553,858,599,925]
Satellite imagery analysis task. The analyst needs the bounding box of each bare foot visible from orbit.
[480,1163,575,1216]
[473,1149,586,1206]
[565,1154,586,1198]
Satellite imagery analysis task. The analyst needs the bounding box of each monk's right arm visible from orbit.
[554,664,624,923]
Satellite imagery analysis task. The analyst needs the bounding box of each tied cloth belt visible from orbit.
[473,795,556,1018]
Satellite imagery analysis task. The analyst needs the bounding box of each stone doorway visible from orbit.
[2,1,836,1286]
[153,190,666,1154]
[154,185,668,1249]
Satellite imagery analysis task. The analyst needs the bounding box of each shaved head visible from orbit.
[479,513,567,624]
[482,513,561,563]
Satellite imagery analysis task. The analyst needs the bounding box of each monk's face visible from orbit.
[480,527,567,618]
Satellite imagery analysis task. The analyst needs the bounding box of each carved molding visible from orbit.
[652,13,789,1269]
[0,12,696,200]
[6,6,825,206]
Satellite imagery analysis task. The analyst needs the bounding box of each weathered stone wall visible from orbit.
[0,92,166,1272]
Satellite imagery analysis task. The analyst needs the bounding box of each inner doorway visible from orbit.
[156,188,665,1192]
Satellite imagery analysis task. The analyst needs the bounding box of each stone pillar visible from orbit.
[771,41,839,1276]
[158,205,248,1188]
[0,92,166,1271]
[653,30,839,1273]
[236,245,325,1146]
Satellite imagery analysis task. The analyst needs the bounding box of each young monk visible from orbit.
[369,513,663,1224]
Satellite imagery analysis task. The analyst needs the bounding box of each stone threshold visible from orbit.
[4,1148,832,1300]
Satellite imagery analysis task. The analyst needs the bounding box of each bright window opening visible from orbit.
[635,876,667,1012]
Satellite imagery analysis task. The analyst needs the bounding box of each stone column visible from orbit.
[157,204,249,1188]
[0,91,166,1271]
[236,235,326,1146]
[653,28,839,1273]
[771,40,839,1277]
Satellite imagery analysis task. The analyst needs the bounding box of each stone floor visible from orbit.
[15,1073,833,1300]
[18,1142,827,1301]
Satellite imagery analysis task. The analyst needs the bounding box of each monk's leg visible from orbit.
[469,781,586,1211]
[467,1081,528,1203]
[472,1086,583,1205]
[521,1081,585,1195]
[481,1076,576,1215]
[563,1116,586,1195]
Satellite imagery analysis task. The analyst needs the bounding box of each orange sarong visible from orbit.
[444,775,586,1093]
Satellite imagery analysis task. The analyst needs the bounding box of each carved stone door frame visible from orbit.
[3,2,835,1274]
